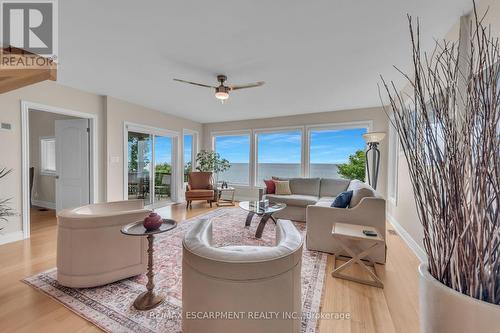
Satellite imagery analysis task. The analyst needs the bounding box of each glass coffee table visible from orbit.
[239,201,286,238]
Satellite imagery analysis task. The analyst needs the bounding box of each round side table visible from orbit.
[121,219,177,310]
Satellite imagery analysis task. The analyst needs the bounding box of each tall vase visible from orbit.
[419,263,500,333]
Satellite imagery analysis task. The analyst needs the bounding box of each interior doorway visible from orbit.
[21,102,97,239]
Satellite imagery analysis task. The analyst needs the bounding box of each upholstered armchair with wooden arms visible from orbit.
[185,172,215,209]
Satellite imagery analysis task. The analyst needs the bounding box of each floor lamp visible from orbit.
[362,132,386,190]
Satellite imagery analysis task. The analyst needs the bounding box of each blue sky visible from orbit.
[215,128,366,164]
[183,134,193,166]
[155,136,172,164]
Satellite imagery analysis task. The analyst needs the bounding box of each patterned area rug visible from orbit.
[23,208,327,333]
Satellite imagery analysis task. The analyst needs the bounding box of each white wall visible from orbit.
[202,106,389,200]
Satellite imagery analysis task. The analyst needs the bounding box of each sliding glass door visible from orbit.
[154,135,173,206]
[127,125,177,208]
[127,131,152,205]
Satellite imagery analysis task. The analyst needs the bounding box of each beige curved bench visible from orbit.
[56,200,150,288]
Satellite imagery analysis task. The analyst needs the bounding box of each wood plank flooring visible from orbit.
[0,204,420,333]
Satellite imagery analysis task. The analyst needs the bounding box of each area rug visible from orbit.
[23,208,327,333]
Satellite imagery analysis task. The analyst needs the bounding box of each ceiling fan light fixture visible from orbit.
[173,74,264,103]
[215,91,229,100]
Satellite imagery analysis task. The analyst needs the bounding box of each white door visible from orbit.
[55,119,90,212]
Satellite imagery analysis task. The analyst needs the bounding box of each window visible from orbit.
[308,127,367,179]
[387,123,399,204]
[256,130,302,185]
[183,134,194,182]
[40,137,56,175]
[214,134,251,185]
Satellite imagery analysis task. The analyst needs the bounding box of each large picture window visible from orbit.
[213,133,251,185]
[256,130,302,185]
[308,127,367,179]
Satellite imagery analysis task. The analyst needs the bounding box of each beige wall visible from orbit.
[28,111,78,206]
[0,81,106,237]
[386,0,500,259]
[202,106,389,200]
[105,96,203,202]
[0,83,203,241]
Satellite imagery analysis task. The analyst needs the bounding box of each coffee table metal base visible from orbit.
[245,212,277,238]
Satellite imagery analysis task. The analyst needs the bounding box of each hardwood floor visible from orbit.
[0,204,420,333]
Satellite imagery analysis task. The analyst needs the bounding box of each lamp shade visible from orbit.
[363,132,386,143]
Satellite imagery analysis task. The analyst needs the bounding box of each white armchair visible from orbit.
[182,218,303,333]
[56,200,151,288]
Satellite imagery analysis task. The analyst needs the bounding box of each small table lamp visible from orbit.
[362,132,386,190]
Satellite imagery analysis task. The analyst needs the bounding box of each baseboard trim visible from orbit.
[387,213,427,263]
[0,230,24,245]
[32,200,56,210]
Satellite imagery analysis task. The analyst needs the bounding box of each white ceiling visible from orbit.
[59,0,472,123]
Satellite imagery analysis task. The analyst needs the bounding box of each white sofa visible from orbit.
[182,218,303,333]
[306,180,386,263]
[261,178,386,263]
[56,200,150,288]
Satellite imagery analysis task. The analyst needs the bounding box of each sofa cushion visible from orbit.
[186,189,214,199]
[274,180,292,195]
[314,199,335,207]
[331,190,353,208]
[319,178,350,197]
[347,180,376,207]
[264,179,276,194]
[288,178,321,196]
[265,194,318,207]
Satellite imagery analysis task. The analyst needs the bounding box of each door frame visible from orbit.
[123,122,180,207]
[21,101,97,239]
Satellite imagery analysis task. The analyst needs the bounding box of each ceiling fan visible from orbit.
[173,75,264,103]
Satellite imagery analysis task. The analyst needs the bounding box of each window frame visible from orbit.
[305,121,372,178]
[182,129,199,183]
[211,130,252,187]
[253,126,304,187]
[39,136,57,176]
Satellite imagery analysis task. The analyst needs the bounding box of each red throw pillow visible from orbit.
[264,179,276,194]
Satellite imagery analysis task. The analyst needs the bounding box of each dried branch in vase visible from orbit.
[0,167,15,230]
[380,6,499,304]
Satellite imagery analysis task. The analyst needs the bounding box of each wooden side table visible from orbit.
[331,223,385,288]
[121,219,177,310]
[216,187,236,206]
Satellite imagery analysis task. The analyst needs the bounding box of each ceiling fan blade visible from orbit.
[229,81,265,90]
[173,78,216,89]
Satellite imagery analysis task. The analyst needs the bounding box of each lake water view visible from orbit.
[218,163,341,185]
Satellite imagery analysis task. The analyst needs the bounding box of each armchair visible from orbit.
[182,218,303,333]
[185,172,215,209]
